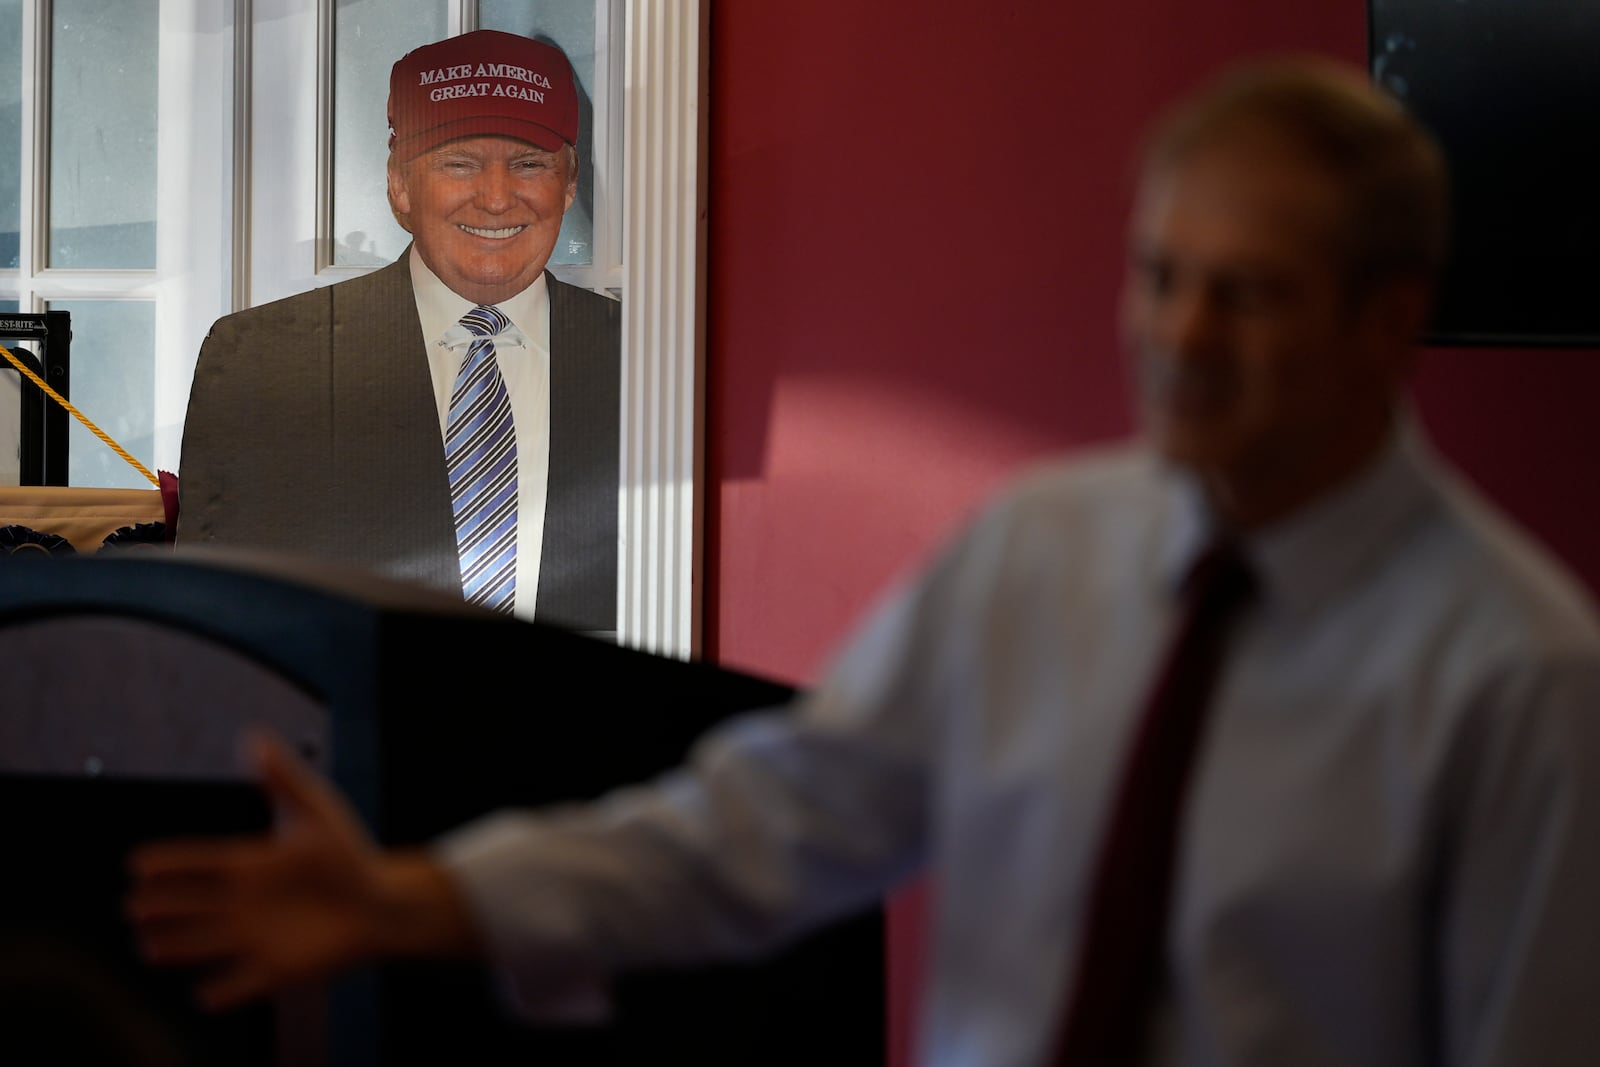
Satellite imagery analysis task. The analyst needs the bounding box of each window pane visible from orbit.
[481,1,597,267]
[49,0,158,269]
[0,0,20,269]
[331,0,446,267]
[48,299,154,489]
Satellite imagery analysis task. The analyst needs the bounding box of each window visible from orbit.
[249,0,624,303]
[2,1,166,488]
[2,0,705,654]
[1,0,232,489]
[327,1,616,289]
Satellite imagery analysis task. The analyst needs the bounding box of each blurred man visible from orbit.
[179,30,618,632]
[132,59,1600,1065]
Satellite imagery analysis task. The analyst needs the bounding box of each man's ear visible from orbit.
[387,157,414,232]
[1361,277,1433,378]
[1389,279,1432,353]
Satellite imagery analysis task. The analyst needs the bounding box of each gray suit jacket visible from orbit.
[179,254,620,633]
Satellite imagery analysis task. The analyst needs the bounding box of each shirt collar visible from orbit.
[1157,411,1440,616]
[409,244,548,356]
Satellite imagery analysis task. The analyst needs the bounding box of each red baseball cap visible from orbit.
[388,30,579,160]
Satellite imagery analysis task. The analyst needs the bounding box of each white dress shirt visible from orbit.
[410,248,549,622]
[438,419,1600,1065]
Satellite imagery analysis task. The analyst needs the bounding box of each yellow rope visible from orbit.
[0,340,160,487]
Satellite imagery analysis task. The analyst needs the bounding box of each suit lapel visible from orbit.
[330,253,463,593]
[541,272,620,631]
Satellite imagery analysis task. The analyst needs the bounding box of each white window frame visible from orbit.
[1,0,233,484]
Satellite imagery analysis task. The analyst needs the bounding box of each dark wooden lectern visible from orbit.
[0,549,884,1066]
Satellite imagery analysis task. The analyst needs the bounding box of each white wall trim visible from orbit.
[617,0,708,658]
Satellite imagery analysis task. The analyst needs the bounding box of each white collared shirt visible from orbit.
[410,247,549,622]
[439,419,1600,1065]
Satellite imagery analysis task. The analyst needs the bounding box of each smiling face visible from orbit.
[388,135,577,306]
[1122,129,1422,526]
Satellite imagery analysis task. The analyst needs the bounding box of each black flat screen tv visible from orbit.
[1369,0,1600,347]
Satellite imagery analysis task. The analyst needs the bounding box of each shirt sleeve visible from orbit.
[430,500,1012,1016]
[1438,654,1600,1066]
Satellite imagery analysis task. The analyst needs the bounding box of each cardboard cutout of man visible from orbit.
[178,31,618,633]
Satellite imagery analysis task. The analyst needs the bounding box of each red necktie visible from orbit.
[1053,540,1258,1065]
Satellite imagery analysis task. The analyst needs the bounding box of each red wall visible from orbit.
[703,3,1600,1064]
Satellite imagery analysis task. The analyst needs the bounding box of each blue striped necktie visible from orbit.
[446,305,518,613]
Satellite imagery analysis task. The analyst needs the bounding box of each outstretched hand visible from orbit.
[126,730,477,1010]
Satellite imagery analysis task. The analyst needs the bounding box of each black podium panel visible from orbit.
[0,775,273,1067]
[0,550,884,1066]
[368,621,881,1067]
